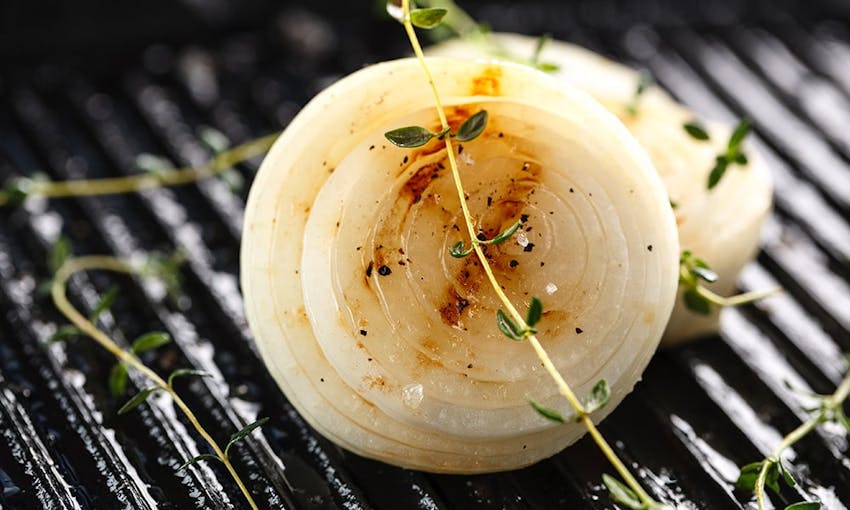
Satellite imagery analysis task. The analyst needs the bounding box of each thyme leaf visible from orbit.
[525,297,543,327]
[480,219,521,245]
[683,121,710,141]
[385,126,434,148]
[89,285,120,323]
[117,387,160,415]
[584,379,612,414]
[529,400,565,423]
[176,454,223,472]
[602,474,643,509]
[707,157,729,190]
[224,417,270,458]
[49,236,72,274]
[707,119,752,190]
[785,503,822,510]
[109,363,129,397]
[1,177,33,205]
[409,7,448,29]
[454,110,488,142]
[496,309,525,341]
[168,369,214,388]
[683,287,712,315]
[49,324,82,343]
[448,240,474,258]
[131,331,171,354]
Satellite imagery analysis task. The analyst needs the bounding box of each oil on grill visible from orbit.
[0,0,849,509]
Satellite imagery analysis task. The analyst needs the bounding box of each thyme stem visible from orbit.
[754,370,850,510]
[51,255,259,510]
[399,1,660,507]
[0,132,279,207]
[679,264,782,309]
[695,285,782,308]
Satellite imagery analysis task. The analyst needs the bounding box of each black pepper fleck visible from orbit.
[523,243,535,253]
[378,265,392,276]
[403,155,408,164]
[575,327,583,334]
[360,330,367,336]
[458,145,464,154]
[509,259,519,268]
[369,145,375,150]
[520,213,529,223]
[647,245,653,252]
[366,261,374,277]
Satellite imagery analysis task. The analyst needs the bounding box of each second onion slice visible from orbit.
[241,57,679,473]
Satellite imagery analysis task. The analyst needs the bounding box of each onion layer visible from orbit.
[428,34,773,344]
[241,57,678,473]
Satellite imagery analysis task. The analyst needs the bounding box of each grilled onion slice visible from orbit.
[241,57,678,473]
[428,34,773,344]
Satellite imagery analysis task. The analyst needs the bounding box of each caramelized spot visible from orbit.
[421,338,440,355]
[402,162,441,204]
[363,375,388,391]
[439,288,470,327]
[416,351,443,369]
[295,306,308,324]
[471,66,502,96]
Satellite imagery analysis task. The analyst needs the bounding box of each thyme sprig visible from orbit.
[385,109,488,148]
[679,250,781,315]
[49,248,265,510]
[682,119,752,190]
[0,132,278,207]
[736,364,850,510]
[386,2,670,508]
[418,0,559,71]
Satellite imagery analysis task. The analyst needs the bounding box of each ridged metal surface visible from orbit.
[0,1,848,509]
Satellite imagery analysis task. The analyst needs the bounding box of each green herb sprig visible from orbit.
[679,250,781,315]
[0,132,278,207]
[735,363,850,510]
[385,109,488,148]
[682,119,752,189]
[386,2,670,508]
[48,244,265,510]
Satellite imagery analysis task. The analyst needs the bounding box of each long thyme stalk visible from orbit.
[395,1,668,507]
[51,256,262,509]
[0,132,279,207]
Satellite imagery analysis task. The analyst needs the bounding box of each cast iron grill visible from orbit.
[1,1,849,508]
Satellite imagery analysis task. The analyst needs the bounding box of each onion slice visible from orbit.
[428,34,773,344]
[241,57,678,473]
